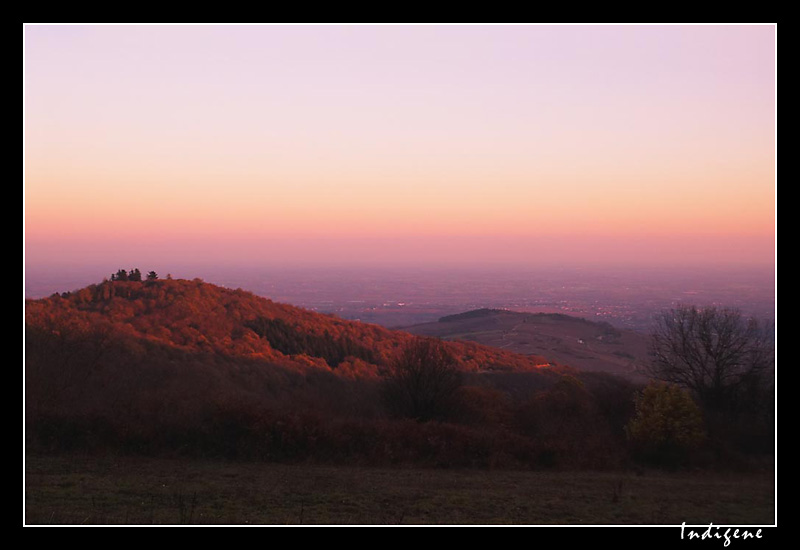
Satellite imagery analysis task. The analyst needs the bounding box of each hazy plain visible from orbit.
[25,263,775,332]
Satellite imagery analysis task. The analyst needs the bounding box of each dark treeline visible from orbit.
[109,268,160,282]
[245,316,378,368]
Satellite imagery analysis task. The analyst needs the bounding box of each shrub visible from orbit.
[625,382,706,467]
[515,375,623,468]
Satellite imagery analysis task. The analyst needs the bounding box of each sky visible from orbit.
[24,24,776,271]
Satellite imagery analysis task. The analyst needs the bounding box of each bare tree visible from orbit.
[383,338,463,422]
[648,305,774,413]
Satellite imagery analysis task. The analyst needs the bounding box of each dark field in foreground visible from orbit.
[25,455,774,525]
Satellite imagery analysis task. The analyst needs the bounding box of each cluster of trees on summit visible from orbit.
[109,268,160,282]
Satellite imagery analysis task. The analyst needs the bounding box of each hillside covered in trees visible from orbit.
[26,275,557,377]
[24,274,772,470]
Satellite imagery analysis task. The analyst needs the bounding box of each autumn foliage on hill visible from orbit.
[25,275,762,470]
[26,277,556,378]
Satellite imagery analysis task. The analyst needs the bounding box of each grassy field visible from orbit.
[24,454,775,525]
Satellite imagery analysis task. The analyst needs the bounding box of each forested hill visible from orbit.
[24,276,646,467]
[25,277,556,378]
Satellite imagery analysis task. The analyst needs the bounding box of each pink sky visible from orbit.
[24,24,776,269]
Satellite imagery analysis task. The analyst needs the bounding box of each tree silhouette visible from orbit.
[382,338,462,422]
[647,305,774,414]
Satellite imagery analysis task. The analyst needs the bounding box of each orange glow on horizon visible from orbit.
[24,24,776,269]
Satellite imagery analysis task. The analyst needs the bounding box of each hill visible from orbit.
[24,276,645,468]
[25,278,559,378]
[402,309,651,381]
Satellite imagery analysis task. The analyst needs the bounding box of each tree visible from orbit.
[625,381,706,465]
[147,271,159,281]
[382,338,463,422]
[129,268,142,282]
[647,305,774,414]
